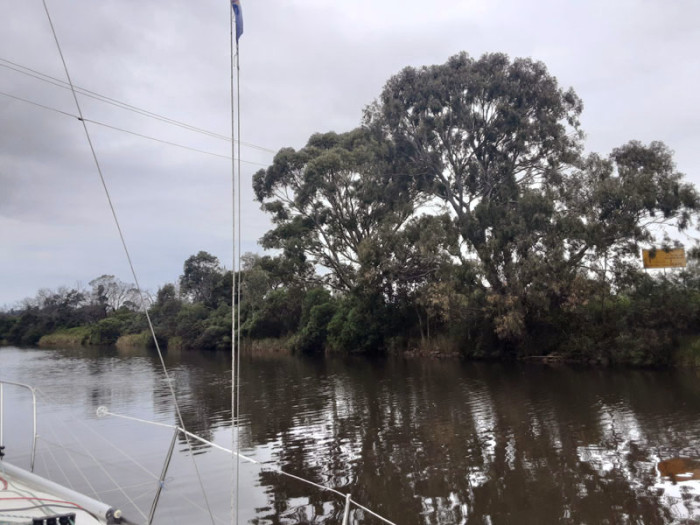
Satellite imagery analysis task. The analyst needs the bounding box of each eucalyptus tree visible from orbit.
[366,52,587,338]
[565,141,699,276]
[254,52,700,352]
[368,52,700,342]
[179,251,228,308]
[253,127,441,296]
[369,52,583,287]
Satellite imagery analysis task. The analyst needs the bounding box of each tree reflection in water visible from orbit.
[169,354,700,524]
[3,347,699,523]
[41,347,692,524]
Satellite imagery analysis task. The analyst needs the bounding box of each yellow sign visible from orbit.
[642,248,686,269]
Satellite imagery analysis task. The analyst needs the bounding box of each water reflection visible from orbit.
[1,347,700,524]
[236,359,700,524]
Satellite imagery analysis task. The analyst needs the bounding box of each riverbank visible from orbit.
[27,329,700,368]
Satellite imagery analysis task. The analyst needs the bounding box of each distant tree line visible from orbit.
[3,52,700,366]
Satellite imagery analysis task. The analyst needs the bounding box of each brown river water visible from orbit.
[1,345,699,524]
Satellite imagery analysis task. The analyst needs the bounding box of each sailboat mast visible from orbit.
[230,2,244,524]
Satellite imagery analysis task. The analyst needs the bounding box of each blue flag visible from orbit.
[231,0,243,42]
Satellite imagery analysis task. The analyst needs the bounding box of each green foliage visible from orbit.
[174,303,210,347]
[243,288,301,339]
[150,283,183,334]
[90,317,124,345]
[610,273,700,366]
[6,310,50,346]
[0,285,110,346]
[299,288,333,327]
[200,303,232,351]
[293,303,336,354]
[326,296,386,354]
[554,268,700,366]
[291,288,337,354]
[171,302,232,350]
[675,336,700,367]
[253,127,427,293]
[88,309,145,345]
[0,314,16,343]
[370,52,582,287]
[180,251,226,307]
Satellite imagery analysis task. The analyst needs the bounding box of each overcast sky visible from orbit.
[1,0,699,307]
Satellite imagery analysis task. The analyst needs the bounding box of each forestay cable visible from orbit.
[40,2,216,523]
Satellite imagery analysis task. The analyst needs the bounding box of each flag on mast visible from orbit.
[231,0,243,42]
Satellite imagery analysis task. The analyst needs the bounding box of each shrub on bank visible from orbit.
[675,336,700,367]
[167,336,184,351]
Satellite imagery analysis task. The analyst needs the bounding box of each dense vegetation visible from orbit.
[3,52,700,366]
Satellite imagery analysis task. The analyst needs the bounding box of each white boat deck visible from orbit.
[0,461,118,525]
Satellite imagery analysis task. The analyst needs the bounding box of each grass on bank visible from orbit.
[115,331,153,350]
[38,326,91,347]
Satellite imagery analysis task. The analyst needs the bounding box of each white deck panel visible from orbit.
[0,463,111,524]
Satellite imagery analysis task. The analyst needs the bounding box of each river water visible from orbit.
[1,345,699,524]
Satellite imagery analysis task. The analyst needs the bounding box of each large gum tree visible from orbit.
[368,52,583,289]
[369,52,699,340]
[252,128,447,296]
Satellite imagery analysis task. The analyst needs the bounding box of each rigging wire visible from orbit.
[93,409,400,525]
[39,2,216,524]
[0,89,269,166]
[38,426,75,493]
[36,411,148,522]
[33,386,161,508]
[0,57,277,154]
[36,431,100,501]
